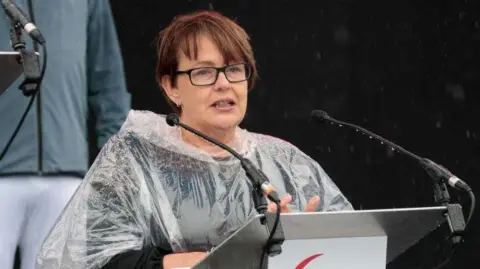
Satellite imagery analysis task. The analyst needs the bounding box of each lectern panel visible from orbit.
[0,52,23,94]
[192,206,448,269]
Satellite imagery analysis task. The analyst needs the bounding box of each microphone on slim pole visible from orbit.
[311,109,475,227]
[165,113,284,268]
[0,0,48,162]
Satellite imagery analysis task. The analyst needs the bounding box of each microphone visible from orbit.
[165,113,281,204]
[312,109,476,233]
[311,110,472,192]
[1,0,45,44]
[166,113,285,267]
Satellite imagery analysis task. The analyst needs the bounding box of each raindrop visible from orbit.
[445,84,466,102]
[387,147,395,158]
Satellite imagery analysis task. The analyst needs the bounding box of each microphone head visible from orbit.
[165,113,180,126]
[311,110,330,120]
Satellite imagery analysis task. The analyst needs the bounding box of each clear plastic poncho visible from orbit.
[36,110,353,269]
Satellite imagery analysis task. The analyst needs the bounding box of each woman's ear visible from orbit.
[161,75,181,105]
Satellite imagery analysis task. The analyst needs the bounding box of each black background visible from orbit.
[110,0,480,267]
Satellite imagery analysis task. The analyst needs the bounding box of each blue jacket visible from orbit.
[0,0,131,177]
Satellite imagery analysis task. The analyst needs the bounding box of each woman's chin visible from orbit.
[207,114,243,131]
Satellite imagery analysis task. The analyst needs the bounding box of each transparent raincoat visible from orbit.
[36,110,353,269]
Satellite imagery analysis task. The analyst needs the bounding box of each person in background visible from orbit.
[36,9,352,269]
[0,1,131,269]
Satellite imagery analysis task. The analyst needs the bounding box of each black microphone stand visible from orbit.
[9,18,41,96]
[0,4,47,162]
[250,181,284,269]
[311,111,468,246]
[165,115,285,269]
[425,166,466,245]
[240,159,285,268]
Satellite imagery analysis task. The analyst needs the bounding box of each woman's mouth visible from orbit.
[212,99,236,111]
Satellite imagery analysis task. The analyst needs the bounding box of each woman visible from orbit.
[36,10,353,269]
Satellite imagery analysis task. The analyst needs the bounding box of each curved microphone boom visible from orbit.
[166,113,281,203]
[311,109,475,227]
[311,110,471,192]
[166,113,284,268]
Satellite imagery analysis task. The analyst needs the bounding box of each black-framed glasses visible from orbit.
[175,63,252,86]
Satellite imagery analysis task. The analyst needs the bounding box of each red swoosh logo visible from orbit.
[295,253,324,269]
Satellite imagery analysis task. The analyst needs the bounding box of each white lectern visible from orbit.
[0,51,23,95]
[191,206,457,269]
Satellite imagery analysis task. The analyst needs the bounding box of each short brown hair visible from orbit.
[155,10,258,114]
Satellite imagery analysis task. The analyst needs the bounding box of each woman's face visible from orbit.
[162,35,249,134]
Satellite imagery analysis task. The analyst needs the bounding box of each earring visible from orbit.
[176,102,181,107]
